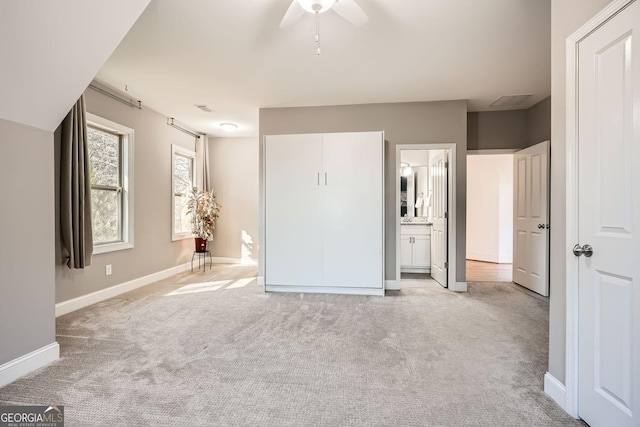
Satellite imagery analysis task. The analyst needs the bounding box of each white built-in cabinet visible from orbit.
[400,224,431,273]
[264,131,384,296]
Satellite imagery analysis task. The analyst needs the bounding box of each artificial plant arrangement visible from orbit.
[186,187,221,250]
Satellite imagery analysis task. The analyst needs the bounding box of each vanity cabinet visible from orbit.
[400,224,431,273]
[264,131,384,295]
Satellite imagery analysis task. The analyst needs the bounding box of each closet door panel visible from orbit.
[321,132,383,288]
[265,134,323,286]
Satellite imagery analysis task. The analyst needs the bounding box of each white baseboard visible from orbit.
[544,372,567,412]
[55,261,192,317]
[385,280,400,291]
[212,257,257,265]
[400,267,431,274]
[466,252,498,263]
[257,276,264,289]
[0,342,59,388]
[452,281,468,292]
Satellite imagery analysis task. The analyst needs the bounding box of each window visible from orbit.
[87,113,134,254]
[172,145,196,240]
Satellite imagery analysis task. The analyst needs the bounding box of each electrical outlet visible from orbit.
[105,264,112,276]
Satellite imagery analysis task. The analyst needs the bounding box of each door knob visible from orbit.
[573,244,594,257]
[538,224,544,229]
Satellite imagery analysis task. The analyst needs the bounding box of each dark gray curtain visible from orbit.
[60,95,93,268]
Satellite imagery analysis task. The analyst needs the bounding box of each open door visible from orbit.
[430,151,448,287]
[574,2,640,425]
[512,140,549,296]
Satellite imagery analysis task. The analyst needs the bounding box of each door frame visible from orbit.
[395,143,461,291]
[563,0,635,418]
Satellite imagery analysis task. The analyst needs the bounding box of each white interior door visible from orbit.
[577,2,640,425]
[322,132,384,288]
[512,141,549,296]
[265,134,323,286]
[430,151,448,287]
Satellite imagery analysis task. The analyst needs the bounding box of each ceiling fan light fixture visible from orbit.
[296,0,336,14]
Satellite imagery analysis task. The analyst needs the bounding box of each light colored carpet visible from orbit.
[0,265,584,426]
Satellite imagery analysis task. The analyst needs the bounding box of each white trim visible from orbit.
[385,279,400,290]
[564,0,634,419]
[265,285,384,296]
[466,149,519,155]
[171,144,197,242]
[55,261,193,317]
[400,267,431,274]
[453,281,468,292]
[87,113,135,255]
[212,256,257,265]
[257,276,265,289]
[0,343,59,388]
[396,143,458,292]
[544,372,569,414]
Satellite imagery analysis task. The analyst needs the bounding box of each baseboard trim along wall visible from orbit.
[544,372,568,414]
[55,261,193,317]
[0,342,59,388]
[212,257,257,265]
[385,280,399,291]
[453,282,468,292]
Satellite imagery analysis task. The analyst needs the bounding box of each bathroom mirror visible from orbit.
[400,166,429,217]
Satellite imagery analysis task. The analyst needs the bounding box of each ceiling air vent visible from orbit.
[194,104,213,113]
[489,94,532,108]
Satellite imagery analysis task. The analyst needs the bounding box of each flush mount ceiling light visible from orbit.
[220,123,238,132]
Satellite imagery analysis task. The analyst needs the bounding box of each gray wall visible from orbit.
[467,96,551,151]
[259,100,468,283]
[0,118,56,364]
[208,137,259,261]
[467,109,528,151]
[548,0,611,385]
[55,88,197,303]
[527,96,551,146]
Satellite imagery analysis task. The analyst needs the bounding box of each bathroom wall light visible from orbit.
[400,162,413,177]
[220,123,238,132]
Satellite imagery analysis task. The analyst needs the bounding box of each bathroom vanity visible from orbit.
[400,218,431,273]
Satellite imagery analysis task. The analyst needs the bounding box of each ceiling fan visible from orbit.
[279,0,369,54]
[279,0,369,29]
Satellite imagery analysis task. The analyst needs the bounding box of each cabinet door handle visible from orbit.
[325,172,327,186]
[317,172,320,186]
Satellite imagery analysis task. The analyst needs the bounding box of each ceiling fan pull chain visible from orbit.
[316,11,321,55]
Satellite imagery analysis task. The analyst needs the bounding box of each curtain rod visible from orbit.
[88,83,142,110]
[167,118,201,139]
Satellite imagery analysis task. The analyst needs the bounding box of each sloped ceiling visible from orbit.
[0,0,151,131]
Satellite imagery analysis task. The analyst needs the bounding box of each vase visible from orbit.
[195,237,208,252]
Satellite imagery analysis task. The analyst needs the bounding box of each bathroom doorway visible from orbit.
[394,144,458,292]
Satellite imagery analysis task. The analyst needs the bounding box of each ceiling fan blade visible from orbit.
[279,1,305,29]
[332,0,369,27]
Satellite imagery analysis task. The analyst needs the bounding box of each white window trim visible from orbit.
[87,112,135,255]
[172,144,197,241]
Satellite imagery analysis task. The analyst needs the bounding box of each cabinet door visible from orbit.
[412,235,431,268]
[400,235,413,267]
[265,134,323,286]
[321,132,384,288]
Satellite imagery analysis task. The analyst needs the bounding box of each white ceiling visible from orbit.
[96,0,551,138]
[0,0,150,131]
